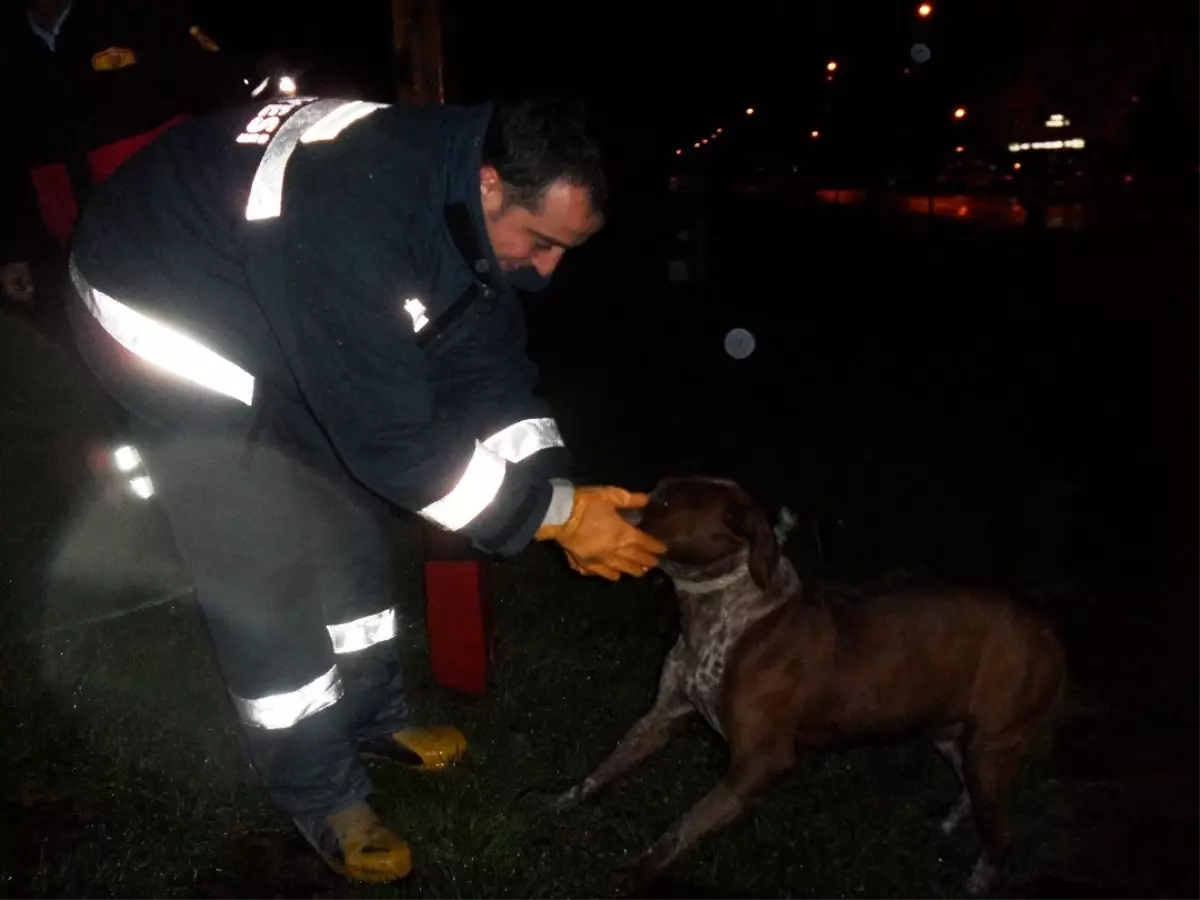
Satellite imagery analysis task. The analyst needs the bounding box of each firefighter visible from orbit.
[65,94,667,882]
[0,0,246,312]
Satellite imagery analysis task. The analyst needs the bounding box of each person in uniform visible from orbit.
[66,93,666,881]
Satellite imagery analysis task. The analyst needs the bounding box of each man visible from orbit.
[65,94,667,882]
[0,0,245,310]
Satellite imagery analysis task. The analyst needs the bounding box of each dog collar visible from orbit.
[670,563,752,594]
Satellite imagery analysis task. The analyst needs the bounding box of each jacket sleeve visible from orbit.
[271,192,553,558]
[0,70,48,266]
[0,158,44,267]
[429,292,574,484]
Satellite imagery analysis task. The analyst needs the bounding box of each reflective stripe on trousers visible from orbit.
[416,417,566,531]
[231,664,343,730]
[326,607,398,655]
[70,258,256,405]
[230,606,398,729]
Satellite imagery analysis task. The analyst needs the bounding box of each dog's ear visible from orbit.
[723,499,780,590]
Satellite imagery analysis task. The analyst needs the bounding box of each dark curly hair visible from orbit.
[482,97,608,214]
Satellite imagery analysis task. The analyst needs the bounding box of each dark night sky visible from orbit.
[196,0,1196,175]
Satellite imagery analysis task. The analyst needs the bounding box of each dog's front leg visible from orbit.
[553,640,693,812]
[624,747,794,886]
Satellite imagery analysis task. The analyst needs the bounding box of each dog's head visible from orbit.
[632,476,781,590]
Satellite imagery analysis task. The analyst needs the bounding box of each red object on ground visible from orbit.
[423,531,493,695]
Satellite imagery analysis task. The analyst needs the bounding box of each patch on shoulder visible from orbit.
[91,46,137,71]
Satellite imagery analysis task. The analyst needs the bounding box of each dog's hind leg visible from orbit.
[553,640,694,812]
[962,733,1026,896]
[934,722,971,835]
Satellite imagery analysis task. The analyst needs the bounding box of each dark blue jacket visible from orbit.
[71,98,572,556]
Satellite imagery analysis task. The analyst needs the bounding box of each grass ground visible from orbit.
[1,521,1195,898]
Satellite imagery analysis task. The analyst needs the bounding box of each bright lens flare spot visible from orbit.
[113,445,141,473]
[129,475,155,500]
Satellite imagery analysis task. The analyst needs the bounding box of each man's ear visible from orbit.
[479,165,503,213]
[723,500,780,590]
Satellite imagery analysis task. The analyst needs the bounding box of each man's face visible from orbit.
[479,166,603,278]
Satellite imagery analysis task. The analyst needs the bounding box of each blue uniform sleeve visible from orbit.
[429,291,574,483]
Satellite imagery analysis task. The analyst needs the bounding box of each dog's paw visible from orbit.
[550,777,598,814]
[550,784,584,814]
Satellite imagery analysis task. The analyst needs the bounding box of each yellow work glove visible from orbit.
[536,486,667,581]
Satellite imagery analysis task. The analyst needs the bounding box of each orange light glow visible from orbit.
[826,60,838,72]
[1013,162,1022,170]
[716,127,723,134]
[746,107,755,115]
[953,107,967,119]
[675,149,682,155]
[811,130,820,139]
[694,142,701,148]
[917,3,933,17]
[955,146,964,153]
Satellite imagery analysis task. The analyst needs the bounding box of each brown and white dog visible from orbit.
[553,476,1065,895]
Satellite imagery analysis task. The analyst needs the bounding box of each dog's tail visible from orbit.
[774,506,799,547]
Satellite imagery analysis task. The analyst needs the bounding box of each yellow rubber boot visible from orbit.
[296,801,412,883]
[359,726,468,771]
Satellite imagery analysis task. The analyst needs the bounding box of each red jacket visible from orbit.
[0,0,247,265]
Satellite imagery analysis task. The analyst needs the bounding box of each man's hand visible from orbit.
[536,486,667,581]
[1,262,34,303]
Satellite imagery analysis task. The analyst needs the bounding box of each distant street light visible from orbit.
[676,149,682,155]
[716,127,723,134]
[694,142,701,148]
[826,60,838,72]
[811,130,820,139]
[746,107,755,115]
[917,3,933,17]
[953,107,967,119]
[955,145,964,153]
